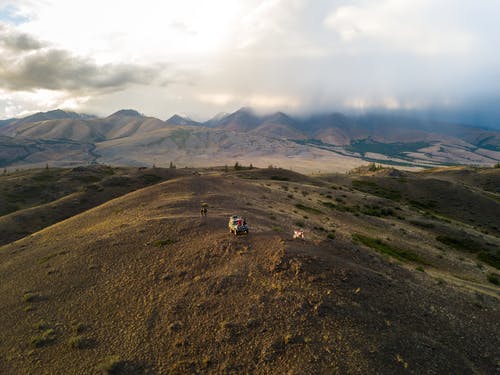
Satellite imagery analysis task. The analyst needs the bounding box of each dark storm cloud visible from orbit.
[0,23,168,92]
[0,49,163,91]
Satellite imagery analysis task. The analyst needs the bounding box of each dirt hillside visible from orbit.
[0,167,498,374]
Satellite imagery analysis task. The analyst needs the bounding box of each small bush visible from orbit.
[153,239,176,247]
[478,251,500,270]
[409,219,435,228]
[142,174,162,184]
[487,273,499,285]
[321,201,336,210]
[99,356,122,374]
[352,180,401,201]
[23,292,38,302]
[436,236,483,253]
[360,204,395,217]
[34,320,49,330]
[270,176,289,181]
[31,329,55,348]
[327,233,335,240]
[73,322,86,334]
[68,335,88,349]
[295,204,322,215]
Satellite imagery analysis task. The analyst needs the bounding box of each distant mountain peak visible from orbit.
[234,107,255,115]
[10,109,93,125]
[110,109,143,117]
[165,114,200,126]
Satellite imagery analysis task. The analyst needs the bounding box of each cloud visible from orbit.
[0,22,43,50]
[0,49,165,92]
[0,23,170,93]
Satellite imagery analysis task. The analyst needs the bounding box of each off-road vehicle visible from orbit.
[228,215,249,235]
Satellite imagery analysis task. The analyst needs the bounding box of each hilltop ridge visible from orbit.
[0,165,498,373]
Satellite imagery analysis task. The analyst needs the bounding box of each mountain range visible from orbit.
[1,108,499,171]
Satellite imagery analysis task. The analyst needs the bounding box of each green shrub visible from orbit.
[436,236,483,253]
[68,335,88,349]
[295,204,322,215]
[409,220,435,228]
[321,201,336,210]
[23,292,38,302]
[99,356,122,374]
[352,234,428,264]
[31,329,55,348]
[352,180,401,201]
[153,239,176,247]
[487,273,499,285]
[270,176,289,181]
[478,251,500,269]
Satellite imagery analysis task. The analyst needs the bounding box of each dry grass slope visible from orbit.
[0,166,498,374]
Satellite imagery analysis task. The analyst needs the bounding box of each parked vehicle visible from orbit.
[228,215,249,235]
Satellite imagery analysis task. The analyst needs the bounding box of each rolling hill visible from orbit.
[0,165,498,373]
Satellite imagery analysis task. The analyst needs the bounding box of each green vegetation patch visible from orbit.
[270,175,290,181]
[23,292,38,303]
[141,174,162,184]
[409,219,435,229]
[321,201,336,210]
[68,335,90,349]
[347,139,430,158]
[353,234,428,264]
[99,355,122,374]
[294,204,323,215]
[435,235,499,268]
[153,239,176,247]
[31,329,55,348]
[352,180,401,201]
[436,236,483,253]
[409,199,438,210]
[359,204,395,217]
[487,273,499,285]
[478,251,500,270]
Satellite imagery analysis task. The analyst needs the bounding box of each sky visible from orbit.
[0,0,499,126]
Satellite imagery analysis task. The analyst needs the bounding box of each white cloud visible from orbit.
[324,0,475,55]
